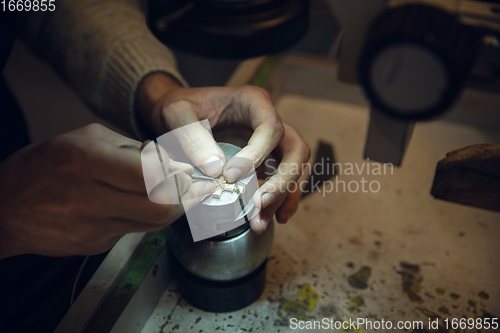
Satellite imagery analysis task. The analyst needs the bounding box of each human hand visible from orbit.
[137,74,311,233]
[0,123,214,259]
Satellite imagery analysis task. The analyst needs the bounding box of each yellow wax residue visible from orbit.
[281,284,320,320]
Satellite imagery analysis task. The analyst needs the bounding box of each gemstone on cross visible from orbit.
[212,176,245,199]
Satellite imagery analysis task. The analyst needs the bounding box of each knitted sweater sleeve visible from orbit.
[18,0,187,138]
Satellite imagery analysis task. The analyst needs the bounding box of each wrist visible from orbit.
[0,168,25,259]
[0,217,23,260]
[136,72,183,134]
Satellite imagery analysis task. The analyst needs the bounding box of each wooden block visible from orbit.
[431,144,500,212]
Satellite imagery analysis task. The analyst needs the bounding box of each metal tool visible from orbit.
[190,168,216,182]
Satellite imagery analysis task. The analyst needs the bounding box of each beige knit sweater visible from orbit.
[19,0,187,139]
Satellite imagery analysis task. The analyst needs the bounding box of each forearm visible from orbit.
[136,73,183,135]
[18,0,187,138]
[0,225,19,259]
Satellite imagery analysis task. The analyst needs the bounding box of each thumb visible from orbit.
[162,103,226,177]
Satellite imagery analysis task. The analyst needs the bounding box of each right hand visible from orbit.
[0,123,213,259]
[137,74,311,234]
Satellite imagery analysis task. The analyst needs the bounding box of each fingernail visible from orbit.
[169,159,194,175]
[178,173,191,194]
[252,216,267,233]
[200,156,223,177]
[261,192,275,208]
[224,168,242,183]
[204,182,216,194]
[140,140,152,150]
[259,218,268,232]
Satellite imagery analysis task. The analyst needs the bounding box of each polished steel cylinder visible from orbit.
[168,142,274,282]
[168,216,274,281]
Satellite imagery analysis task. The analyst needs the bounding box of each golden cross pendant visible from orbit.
[212,176,245,199]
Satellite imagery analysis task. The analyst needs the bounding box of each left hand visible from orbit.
[137,73,311,233]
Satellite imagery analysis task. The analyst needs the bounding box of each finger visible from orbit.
[250,194,285,234]
[147,172,193,205]
[69,124,146,193]
[84,137,147,193]
[87,181,178,225]
[275,183,300,224]
[87,139,191,196]
[98,176,211,226]
[141,140,152,150]
[161,103,226,177]
[169,159,194,176]
[141,141,168,196]
[141,140,193,181]
[174,180,217,216]
[223,87,285,182]
[94,217,168,236]
[253,122,310,210]
[141,141,189,199]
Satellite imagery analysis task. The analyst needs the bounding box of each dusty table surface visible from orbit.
[141,94,500,333]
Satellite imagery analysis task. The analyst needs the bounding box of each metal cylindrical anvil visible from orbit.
[167,143,274,312]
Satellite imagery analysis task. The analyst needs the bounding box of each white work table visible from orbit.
[140,93,500,333]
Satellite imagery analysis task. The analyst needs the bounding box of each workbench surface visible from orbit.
[141,94,500,333]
